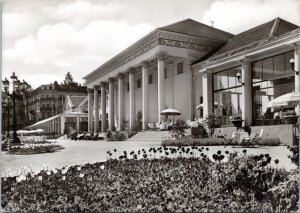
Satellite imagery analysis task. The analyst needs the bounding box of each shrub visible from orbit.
[204,113,221,137]
[191,124,207,138]
[127,131,137,138]
[170,120,189,139]
[287,145,299,166]
[260,138,281,146]
[161,137,281,147]
[106,132,126,141]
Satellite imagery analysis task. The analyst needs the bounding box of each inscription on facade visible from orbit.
[86,34,217,83]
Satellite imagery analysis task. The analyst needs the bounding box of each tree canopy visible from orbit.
[63,72,75,85]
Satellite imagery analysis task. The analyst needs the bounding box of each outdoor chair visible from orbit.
[148,123,154,129]
[77,133,86,140]
[155,122,160,130]
[92,133,99,141]
[85,132,93,140]
[224,132,236,147]
[98,133,105,140]
[241,129,264,147]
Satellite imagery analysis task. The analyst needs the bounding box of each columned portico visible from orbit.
[93,85,99,132]
[294,44,300,116]
[202,71,213,119]
[128,67,136,130]
[241,58,252,126]
[118,73,125,130]
[141,61,149,129]
[100,82,107,132]
[157,52,166,122]
[87,88,93,131]
[108,78,115,130]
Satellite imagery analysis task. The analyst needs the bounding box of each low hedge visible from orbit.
[161,137,281,147]
[8,141,64,155]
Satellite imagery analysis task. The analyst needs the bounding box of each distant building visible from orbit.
[26,83,87,123]
[26,95,90,137]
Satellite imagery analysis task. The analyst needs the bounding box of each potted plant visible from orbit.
[230,115,244,129]
[282,110,298,124]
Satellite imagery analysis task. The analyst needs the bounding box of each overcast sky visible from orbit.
[3,0,300,89]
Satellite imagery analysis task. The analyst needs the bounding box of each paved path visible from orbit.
[1,139,297,177]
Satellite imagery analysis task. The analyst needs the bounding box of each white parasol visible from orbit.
[267,92,300,108]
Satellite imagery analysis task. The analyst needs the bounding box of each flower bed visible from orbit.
[8,141,64,155]
[1,148,298,212]
[161,137,281,147]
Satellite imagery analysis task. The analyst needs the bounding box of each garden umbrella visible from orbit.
[267,92,300,108]
[196,102,223,110]
[160,108,181,123]
[160,109,181,116]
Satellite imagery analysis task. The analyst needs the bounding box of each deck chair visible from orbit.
[241,129,263,147]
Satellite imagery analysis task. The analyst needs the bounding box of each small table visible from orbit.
[232,132,249,143]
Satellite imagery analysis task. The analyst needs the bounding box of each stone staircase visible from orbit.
[127,130,173,142]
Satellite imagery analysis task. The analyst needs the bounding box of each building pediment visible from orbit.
[83,21,230,85]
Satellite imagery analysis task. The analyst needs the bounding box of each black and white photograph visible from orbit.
[1,0,300,212]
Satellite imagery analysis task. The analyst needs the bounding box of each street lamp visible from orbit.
[2,72,30,145]
[2,96,7,134]
[236,72,244,86]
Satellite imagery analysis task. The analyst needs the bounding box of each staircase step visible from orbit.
[127,131,172,141]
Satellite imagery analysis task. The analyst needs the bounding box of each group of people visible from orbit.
[1,146,297,212]
[158,119,173,131]
[69,130,105,141]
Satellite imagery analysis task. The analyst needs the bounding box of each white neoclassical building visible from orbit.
[84,18,300,144]
[83,19,233,131]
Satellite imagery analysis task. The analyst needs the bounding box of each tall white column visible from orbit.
[241,58,252,126]
[294,44,300,116]
[202,71,213,119]
[87,88,93,132]
[93,85,99,132]
[128,67,136,130]
[52,119,55,133]
[108,78,115,131]
[60,116,65,134]
[118,73,125,130]
[100,82,107,132]
[76,116,80,131]
[157,52,166,122]
[141,61,149,129]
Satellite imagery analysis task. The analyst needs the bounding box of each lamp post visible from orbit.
[2,72,30,145]
[2,99,7,134]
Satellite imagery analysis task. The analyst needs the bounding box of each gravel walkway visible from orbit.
[1,139,297,177]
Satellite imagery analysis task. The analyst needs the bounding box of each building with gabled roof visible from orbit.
[83,17,299,145]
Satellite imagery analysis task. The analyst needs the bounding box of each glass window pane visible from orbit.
[253,61,262,82]
[213,74,218,90]
[262,57,273,80]
[228,68,237,88]
[273,54,285,78]
[220,70,228,89]
[285,51,294,75]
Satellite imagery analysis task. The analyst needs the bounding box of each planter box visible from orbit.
[282,116,298,124]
